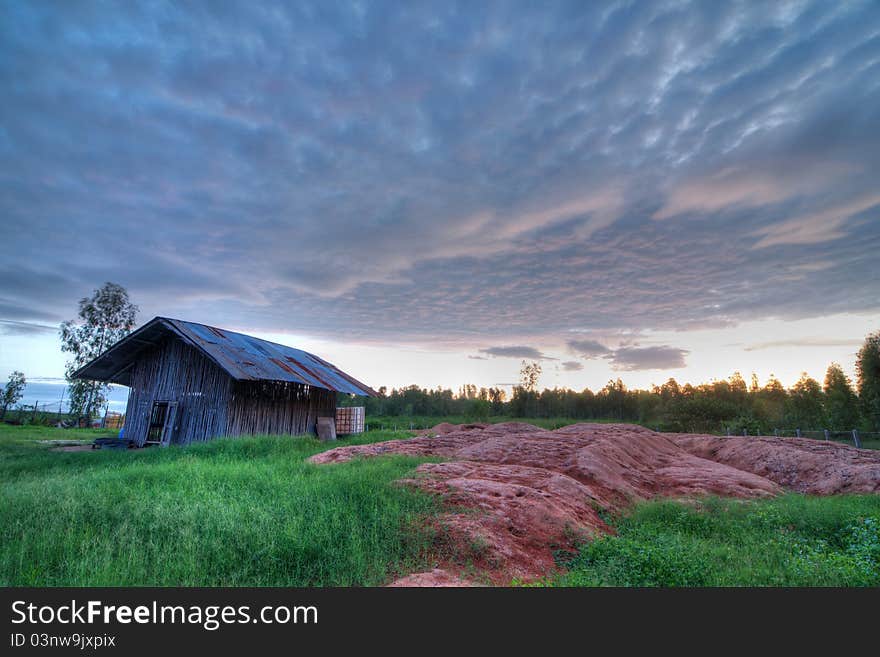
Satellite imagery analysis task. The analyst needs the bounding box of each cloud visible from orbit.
[0,299,61,323]
[652,161,856,222]
[653,169,800,221]
[752,193,880,248]
[561,361,584,372]
[567,339,612,358]
[0,320,58,336]
[479,346,550,360]
[467,355,488,360]
[0,0,878,351]
[608,346,689,371]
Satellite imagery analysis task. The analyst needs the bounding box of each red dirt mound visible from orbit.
[309,423,880,585]
[666,433,880,495]
[386,568,475,587]
[423,422,489,435]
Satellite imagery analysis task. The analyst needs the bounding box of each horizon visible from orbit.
[6,354,866,418]
[5,318,872,408]
[2,1,879,394]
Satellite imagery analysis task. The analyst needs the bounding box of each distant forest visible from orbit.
[342,331,880,434]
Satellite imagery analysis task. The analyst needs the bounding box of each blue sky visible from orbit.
[1,1,879,392]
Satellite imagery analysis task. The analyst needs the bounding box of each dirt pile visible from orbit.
[666,433,880,495]
[310,423,880,585]
[386,568,475,587]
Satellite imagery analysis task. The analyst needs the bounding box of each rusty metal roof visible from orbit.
[73,316,378,396]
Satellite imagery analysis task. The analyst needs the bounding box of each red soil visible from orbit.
[665,432,880,495]
[386,568,475,587]
[309,423,880,586]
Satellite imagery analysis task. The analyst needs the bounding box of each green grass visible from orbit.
[546,495,880,587]
[0,424,440,586]
[4,424,878,587]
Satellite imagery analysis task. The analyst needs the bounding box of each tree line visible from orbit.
[347,330,880,434]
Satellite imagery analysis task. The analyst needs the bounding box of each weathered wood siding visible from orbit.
[123,336,337,445]
[123,337,232,446]
[226,381,336,436]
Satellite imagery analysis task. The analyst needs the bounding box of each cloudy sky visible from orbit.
[1,0,879,394]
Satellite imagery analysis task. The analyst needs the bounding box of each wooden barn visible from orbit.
[74,317,377,446]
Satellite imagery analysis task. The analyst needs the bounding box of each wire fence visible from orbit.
[4,400,125,429]
[725,426,880,448]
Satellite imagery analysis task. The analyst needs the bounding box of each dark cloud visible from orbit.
[479,346,550,360]
[609,346,689,371]
[0,320,58,336]
[561,361,584,372]
[1,1,878,348]
[567,339,612,358]
[0,299,60,323]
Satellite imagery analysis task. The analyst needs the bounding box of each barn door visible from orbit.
[160,402,178,447]
[146,401,178,447]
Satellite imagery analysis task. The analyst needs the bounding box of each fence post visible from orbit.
[726,426,730,436]
[796,428,801,438]
[743,428,747,437]
[852,429,861,449]
[32,401,39,423]
[823,429,830,441]
[774,428,778,437]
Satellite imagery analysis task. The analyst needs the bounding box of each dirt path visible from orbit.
[310,423,880,586]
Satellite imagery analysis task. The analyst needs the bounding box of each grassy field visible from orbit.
[546,495,880,587]
[0,424,440,586]
[3,424,878,587]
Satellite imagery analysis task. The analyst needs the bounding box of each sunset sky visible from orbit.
[1,1,879,396]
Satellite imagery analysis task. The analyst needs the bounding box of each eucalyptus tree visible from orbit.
[60,282,138,421]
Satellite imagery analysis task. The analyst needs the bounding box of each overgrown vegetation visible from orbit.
[546,495,880,587]
[0,425,440,586]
